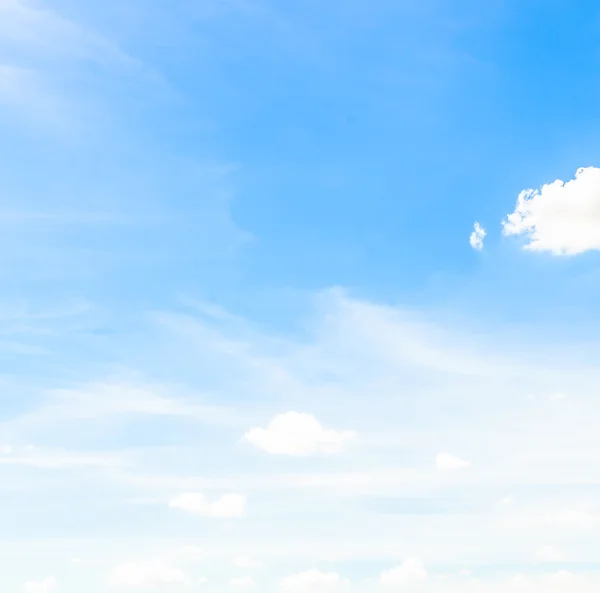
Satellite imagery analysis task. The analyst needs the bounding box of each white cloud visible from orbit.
[546,570,577,586]
[436,452,471,470]
[280,569,349,592]
[470,222,486,251]
[4,380,233,435]
[550,392,568,401]
[0,64,66,126]
[380,558,428,587]
[510,575,528,589]
[0,445,121,468]
[535,545,564,563]
[244,411,356,456]
[507,572,590,593]
[0,0,153,130]
[0,0,136,65]
[8,291,600,591]
[178,545,206,561]
[229,575,254,588]
[108,561,187,588]
[23,576,57,593]
[503,166,600,255]
[233,556,262,570]
[69,557,99,566]
[168,492,246,518]
[549,509,596,529]
[498,495,516,507]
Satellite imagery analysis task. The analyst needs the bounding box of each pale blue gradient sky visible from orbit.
[2,1,600,592]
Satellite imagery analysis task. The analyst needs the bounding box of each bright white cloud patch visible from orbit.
[470,221,486,251]
[436,452,471,470]
[168,492,246,518]
[503,166,600,255]
[179,545,206,560]
[280,569,348,592]
[108,561,187,588]
[535,545,564,563]
[229,575,254,588]
[244,412,356,456]
[550,509,596,528]
[550,392,568,401]
[23,576,57,593]
[233,556,262,570]
[380,558,428,587]
[498,495,516,507]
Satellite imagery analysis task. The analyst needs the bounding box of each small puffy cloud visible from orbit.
[108,561,187,588]
[229,575,254,588]
[244,412,356,456]
[550,509,596,529]
[380,558,428,587]
[503,166,600,255]
[168,493,246,518]
[23,576,57,593]
[280,569,349,592]
[436,452,471,470]
[470,222,486,251]
[233,556,262,570]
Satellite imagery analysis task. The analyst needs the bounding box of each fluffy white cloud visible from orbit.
[280,569,348,592]
[549,509,596,528]
[244,412,356,456]
[470,222,486,251]
[380,558,428,587]
[233,556,262,570]
[168,492,246,518]
[229,575,254,588]
[503,166,600,255]
[23,576,57,593]
[108,561,187,588]
[436,452,471,470]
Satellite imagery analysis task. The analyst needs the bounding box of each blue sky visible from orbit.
[2,0,600,592]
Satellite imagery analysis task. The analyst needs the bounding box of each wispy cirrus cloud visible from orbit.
[0,445,123,469]
[0,0,166,131]
[0,0,138,67]
[1,379,237,439]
